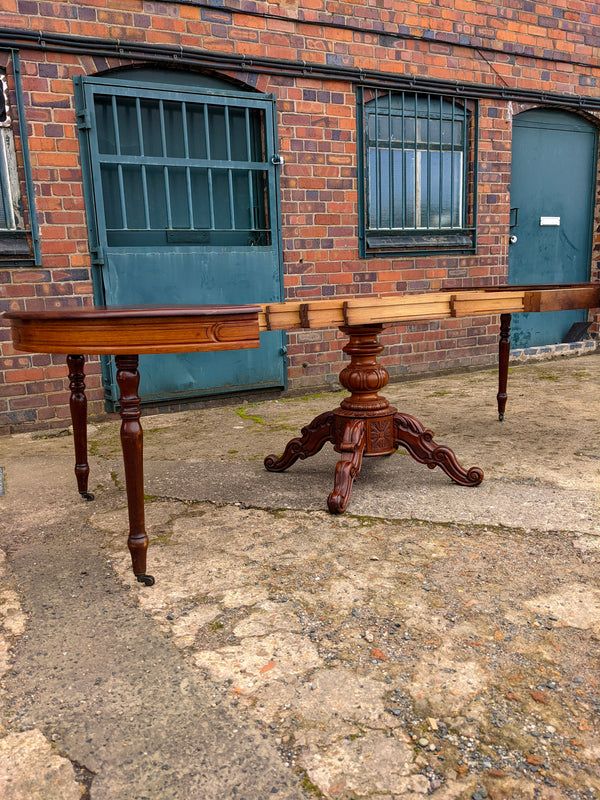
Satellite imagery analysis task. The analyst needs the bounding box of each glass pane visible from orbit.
[403,150,416,228]
[212,170,232,228]
[140,99,162,157]
[163,101,185,158]
[94,95,117,155]
[186,104,207,160]
[389,115,403,143]
[207,106,227,160]
[401,117,415,145]
[368,147,385,228]
[0,173,8,227]
[232,169,251,228]
[368,148,417,230]
[368,114,377,141]
[167,167,190,228]
[248,109,266,161]
[229,108,250,161]
[417,118,462,147]
[251,171,269,230]
[371,114,415,145]
[419,152,430,227]
[122,166,146,229]
[100,164,122,228]
[146,166,167,228]
[116,98,140,156]
[419,151,462,228]
[447,151,463,226]
[421,117,438,145]
[376,115,389,142]
[0,125,20,230]
[442,119,462,146]
[190,168,211,228]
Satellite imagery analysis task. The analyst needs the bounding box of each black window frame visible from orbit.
[357,86,478,258]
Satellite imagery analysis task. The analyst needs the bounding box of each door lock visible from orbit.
[509,234,518,244]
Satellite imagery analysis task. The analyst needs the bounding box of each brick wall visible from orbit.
[1,0,599,432]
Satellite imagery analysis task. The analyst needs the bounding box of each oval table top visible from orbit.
[3,304,262,355]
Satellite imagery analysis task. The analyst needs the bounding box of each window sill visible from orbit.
[363,230,475,258]
[0,231,34,265]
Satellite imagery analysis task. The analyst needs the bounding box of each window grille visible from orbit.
[92,91,271,248]
[358,88,477,257]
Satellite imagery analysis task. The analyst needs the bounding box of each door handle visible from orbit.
[509,235,518,244]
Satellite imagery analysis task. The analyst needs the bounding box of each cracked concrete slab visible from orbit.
[0,352,599,799]
[0,729,84,800]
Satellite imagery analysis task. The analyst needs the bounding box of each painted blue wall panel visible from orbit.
[103,249,284,402]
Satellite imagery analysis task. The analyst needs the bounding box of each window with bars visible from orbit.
[358,88,477,257]
[0,71,32,264]
[93,91,271,248]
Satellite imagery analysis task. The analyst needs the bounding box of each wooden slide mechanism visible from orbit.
[258,284,600,332]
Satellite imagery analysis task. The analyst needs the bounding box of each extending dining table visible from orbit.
[4,282,598,584]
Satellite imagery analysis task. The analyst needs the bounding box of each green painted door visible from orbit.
[508,109,597,348]
[75,72,285,406]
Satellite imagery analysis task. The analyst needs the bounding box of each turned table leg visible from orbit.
[115,354,154,586]
[497,313,511,421]
[67,354,94,500]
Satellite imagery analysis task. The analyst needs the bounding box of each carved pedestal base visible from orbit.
[265,324,483,513]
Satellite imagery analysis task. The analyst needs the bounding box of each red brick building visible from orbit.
[1,0,599,433]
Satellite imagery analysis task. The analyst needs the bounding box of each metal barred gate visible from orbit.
[75,71,285,407]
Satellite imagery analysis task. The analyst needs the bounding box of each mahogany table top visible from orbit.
[4,304,262,355]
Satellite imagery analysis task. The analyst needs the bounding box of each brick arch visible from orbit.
[91,62,262,94]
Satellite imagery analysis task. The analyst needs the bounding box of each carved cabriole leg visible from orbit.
[115,354,154,587]
[393,412,484,487]
[264,410,336,472]
[497,313,511,421]
[67,354,94,500]
[328,418,366,514]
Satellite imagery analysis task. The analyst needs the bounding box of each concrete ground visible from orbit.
[0,351,599,800]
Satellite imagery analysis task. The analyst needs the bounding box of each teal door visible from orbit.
[508,109,597,347]
[75,72,285,406]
